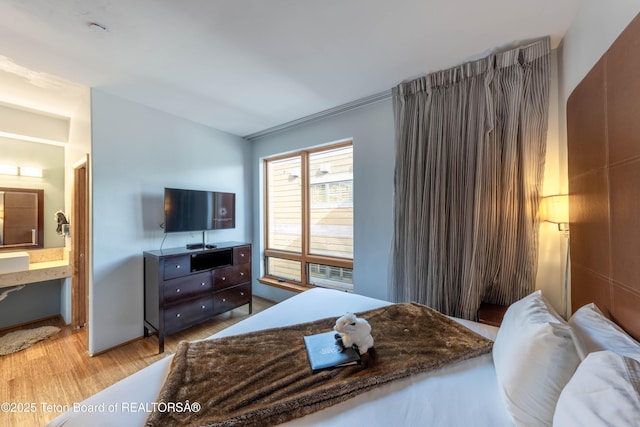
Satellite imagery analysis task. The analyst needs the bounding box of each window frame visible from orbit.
[260,140,354,292]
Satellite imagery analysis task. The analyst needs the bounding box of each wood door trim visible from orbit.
[71,155,89,330]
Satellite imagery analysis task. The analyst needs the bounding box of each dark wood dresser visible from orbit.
[143,241,252,353]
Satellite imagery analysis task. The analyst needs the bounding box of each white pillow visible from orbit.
[553,350,640,426]
[492,290,580,427]
[569,302,640,361]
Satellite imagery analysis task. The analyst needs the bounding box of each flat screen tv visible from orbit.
[164,188,236,233]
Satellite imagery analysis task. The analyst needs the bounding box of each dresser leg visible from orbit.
[158,332,165,354]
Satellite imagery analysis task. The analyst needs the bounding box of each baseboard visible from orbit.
[88,335,145,357]
[0,314,65,333]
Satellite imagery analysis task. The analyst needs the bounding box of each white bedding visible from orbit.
[48,288,513,427]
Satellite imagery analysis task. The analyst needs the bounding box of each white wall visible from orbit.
[535,50,569,316]
[0,103,69,143]
[251,99,395,303]
[556,0,640,315]
[90,90,252,354]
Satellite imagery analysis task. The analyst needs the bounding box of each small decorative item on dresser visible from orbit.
[477,302,509,327]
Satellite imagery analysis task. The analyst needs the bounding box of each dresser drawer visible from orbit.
[233,245,251,264]
[163,255,191,280]
[163,271,212,303]
[213,283,251,315]
[213,262,250,290]
[164,295,214,333]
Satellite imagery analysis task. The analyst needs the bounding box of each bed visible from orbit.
[48,288,512,427]
[46,286,640,427]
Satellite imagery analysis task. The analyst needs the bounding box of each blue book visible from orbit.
[303,331,361,373]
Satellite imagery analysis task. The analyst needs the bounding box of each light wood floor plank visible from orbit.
[0,296,275,427]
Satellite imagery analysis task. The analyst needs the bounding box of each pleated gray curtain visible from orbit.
[391,37,550,320]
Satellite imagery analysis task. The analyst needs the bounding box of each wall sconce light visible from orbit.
[19,167,43,177]
[0,165,43,177]
[540,194,569,232]
[0,165,18,175]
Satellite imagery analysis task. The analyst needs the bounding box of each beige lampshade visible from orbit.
[540,194,569,228]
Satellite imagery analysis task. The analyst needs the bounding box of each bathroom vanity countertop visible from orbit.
[0,248,71,289]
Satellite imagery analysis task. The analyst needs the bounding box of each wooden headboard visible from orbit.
[567,12,640,341]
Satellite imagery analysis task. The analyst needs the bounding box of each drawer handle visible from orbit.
[176,313,181,318]
[222,298,226,302]
[241,253,245,257]
[222,277,226,281]
[240,272,244,276]
[176,288,181,293]
[201,305,206,309]
[201,282,206,286]
[240,292,245,296]
[176,265,181,269]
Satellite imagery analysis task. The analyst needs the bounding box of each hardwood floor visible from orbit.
[0,296,275,427]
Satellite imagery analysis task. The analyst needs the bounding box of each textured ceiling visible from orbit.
[0,0,581,137]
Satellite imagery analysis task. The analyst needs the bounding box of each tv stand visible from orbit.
[186,230,207,250]
[143,241,252,353]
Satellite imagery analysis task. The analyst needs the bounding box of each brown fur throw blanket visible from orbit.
[146,303,492,427]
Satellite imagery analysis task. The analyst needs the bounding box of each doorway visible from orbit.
[71,155,89,335]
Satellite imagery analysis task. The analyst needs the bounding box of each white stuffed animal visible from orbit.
[334,312,374,354]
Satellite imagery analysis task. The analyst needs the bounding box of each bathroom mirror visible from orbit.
[0,187,44,249]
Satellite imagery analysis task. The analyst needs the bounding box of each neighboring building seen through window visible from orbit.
[263,141,353,292]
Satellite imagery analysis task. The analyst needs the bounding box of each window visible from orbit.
[261,141,353,292]
[309,181,353,206]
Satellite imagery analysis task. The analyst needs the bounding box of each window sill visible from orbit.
[258,277,313,294]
